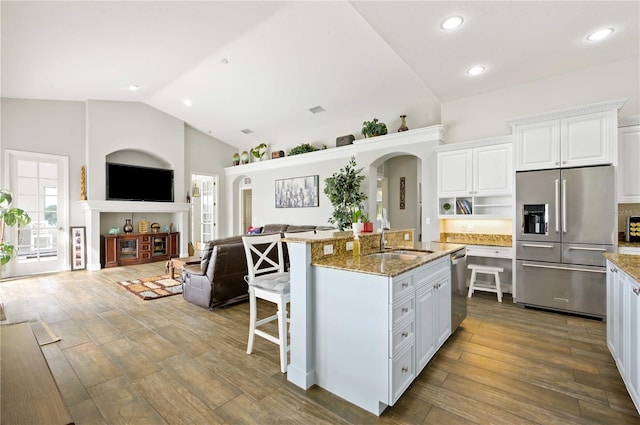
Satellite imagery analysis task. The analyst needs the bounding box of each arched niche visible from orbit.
[106,149,172,169]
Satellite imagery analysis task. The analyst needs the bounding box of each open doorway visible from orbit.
[240,187,252,234]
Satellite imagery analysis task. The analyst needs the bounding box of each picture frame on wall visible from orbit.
[70,226,86,271]
[275,175,319,208]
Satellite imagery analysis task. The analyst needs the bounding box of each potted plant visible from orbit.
[288,142,327,156]
[361,118,388,138]
[0,189,31,268]
[249,143,268,161]
[324,157,368,231]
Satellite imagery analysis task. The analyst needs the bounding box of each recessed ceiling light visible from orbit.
[128,84,139,91]
[309,105,326,114]
[587,28,614,41]
[184,99,192,107]
[467,65,485,76]
[441,16,463,30]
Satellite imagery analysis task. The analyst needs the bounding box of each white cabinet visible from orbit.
[619,246,640,256]
[312,256,450,415]
[606,260,640,414]
[618,124,640,203]
[510,100,625,171]
[416,268,451,373]
[436,137,513,218]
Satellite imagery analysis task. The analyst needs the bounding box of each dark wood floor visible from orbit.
[1,262,639,424]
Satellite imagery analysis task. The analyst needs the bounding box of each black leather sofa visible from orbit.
[181,224,333,309]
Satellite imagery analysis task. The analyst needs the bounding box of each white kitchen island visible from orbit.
[285,232,464,415]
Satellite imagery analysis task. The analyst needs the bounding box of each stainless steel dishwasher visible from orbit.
[451,247,468,330]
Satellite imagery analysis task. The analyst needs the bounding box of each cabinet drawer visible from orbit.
[467,245,513,259]
[140,252,152,260]
[392,275,414,301]
[390,320,415,357]
[390,344,415,405]
[141,235,152,243]
[140,243,151,252]
[391,296,415,328]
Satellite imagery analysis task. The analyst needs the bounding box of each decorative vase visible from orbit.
[241,151,249,164]
[398,115,409,132]
[123,219,133,234]
[232,153,240,166]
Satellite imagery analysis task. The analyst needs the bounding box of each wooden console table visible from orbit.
[1,322,74,424]
[103,232,179,268]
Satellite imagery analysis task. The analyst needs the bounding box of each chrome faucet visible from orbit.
[380,208,389,250]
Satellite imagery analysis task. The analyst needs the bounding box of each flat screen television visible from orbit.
[106,162,174,202]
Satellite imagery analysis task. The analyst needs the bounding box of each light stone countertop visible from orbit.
[604,253,640,282]
[311,241,466,277]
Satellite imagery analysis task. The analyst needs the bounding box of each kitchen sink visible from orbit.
[366,252,421,261]
[388,249,433,256]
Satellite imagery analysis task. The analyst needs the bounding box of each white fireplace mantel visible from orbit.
[80,200,190,270]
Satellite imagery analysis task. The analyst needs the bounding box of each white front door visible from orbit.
[4,151,69,276]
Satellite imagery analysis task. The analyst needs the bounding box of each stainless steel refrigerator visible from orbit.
[515,165,615,318]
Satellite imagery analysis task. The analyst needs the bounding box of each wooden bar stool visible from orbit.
[467,264,504,302]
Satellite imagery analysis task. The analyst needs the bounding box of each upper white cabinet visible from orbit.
[435,136,513,218]
[618,123,640,203]
[509,99,626,171]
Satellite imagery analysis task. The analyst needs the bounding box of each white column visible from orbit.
[287,241,316,389]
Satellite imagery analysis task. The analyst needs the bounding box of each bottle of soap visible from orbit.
[353,235,361,257]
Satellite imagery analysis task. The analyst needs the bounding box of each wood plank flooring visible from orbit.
[1,262,639,424]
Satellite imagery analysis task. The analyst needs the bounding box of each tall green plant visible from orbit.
[0,189,31,267]
[324,157,368,231]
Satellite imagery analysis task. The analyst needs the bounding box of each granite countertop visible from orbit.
[312,242,466,277]
[619,240,640,248]
[440,232,512,247]
[604,253,640,282]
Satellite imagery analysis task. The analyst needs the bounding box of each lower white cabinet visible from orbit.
[312,256,450,416]
[619,246,640,256]
[606,260,640,414]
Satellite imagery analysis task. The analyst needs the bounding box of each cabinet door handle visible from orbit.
[402,332,408,338]
[554,179,560,233]
[633,287,640,296]
[402,307,409,313]
[610,267,617,273]
[401,366,409,373]
[402,282,408,288]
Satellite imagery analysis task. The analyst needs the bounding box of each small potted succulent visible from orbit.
[361,118,388,138]
[249,143,268,161]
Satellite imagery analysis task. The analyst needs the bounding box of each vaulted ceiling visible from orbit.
[2,1,638,151]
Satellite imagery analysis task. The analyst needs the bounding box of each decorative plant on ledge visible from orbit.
[288,142,327,156]
[0,189,31,267]
[249,143,268,161]
[324,156,368,231]
[361,118,388,138]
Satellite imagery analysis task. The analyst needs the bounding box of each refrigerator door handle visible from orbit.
[567,246,608,252]
[522,243,555,249]
[554,179,560,233]
[562,179,567,233]
[522,263,606,274]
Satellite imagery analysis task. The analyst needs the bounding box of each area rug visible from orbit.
[117,275,182,300]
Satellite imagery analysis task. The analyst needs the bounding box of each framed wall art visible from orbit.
[400,177,406,210]
[70,226,86,271]
[275,175,319,208]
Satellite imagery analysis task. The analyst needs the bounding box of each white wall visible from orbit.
[1,98,86,226]
[442,57,640,143]
[225,127,445,243]
[86,100,186,202]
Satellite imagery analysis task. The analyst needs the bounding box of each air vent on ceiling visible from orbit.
[241,128,254,134]
[308,105,326,114]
